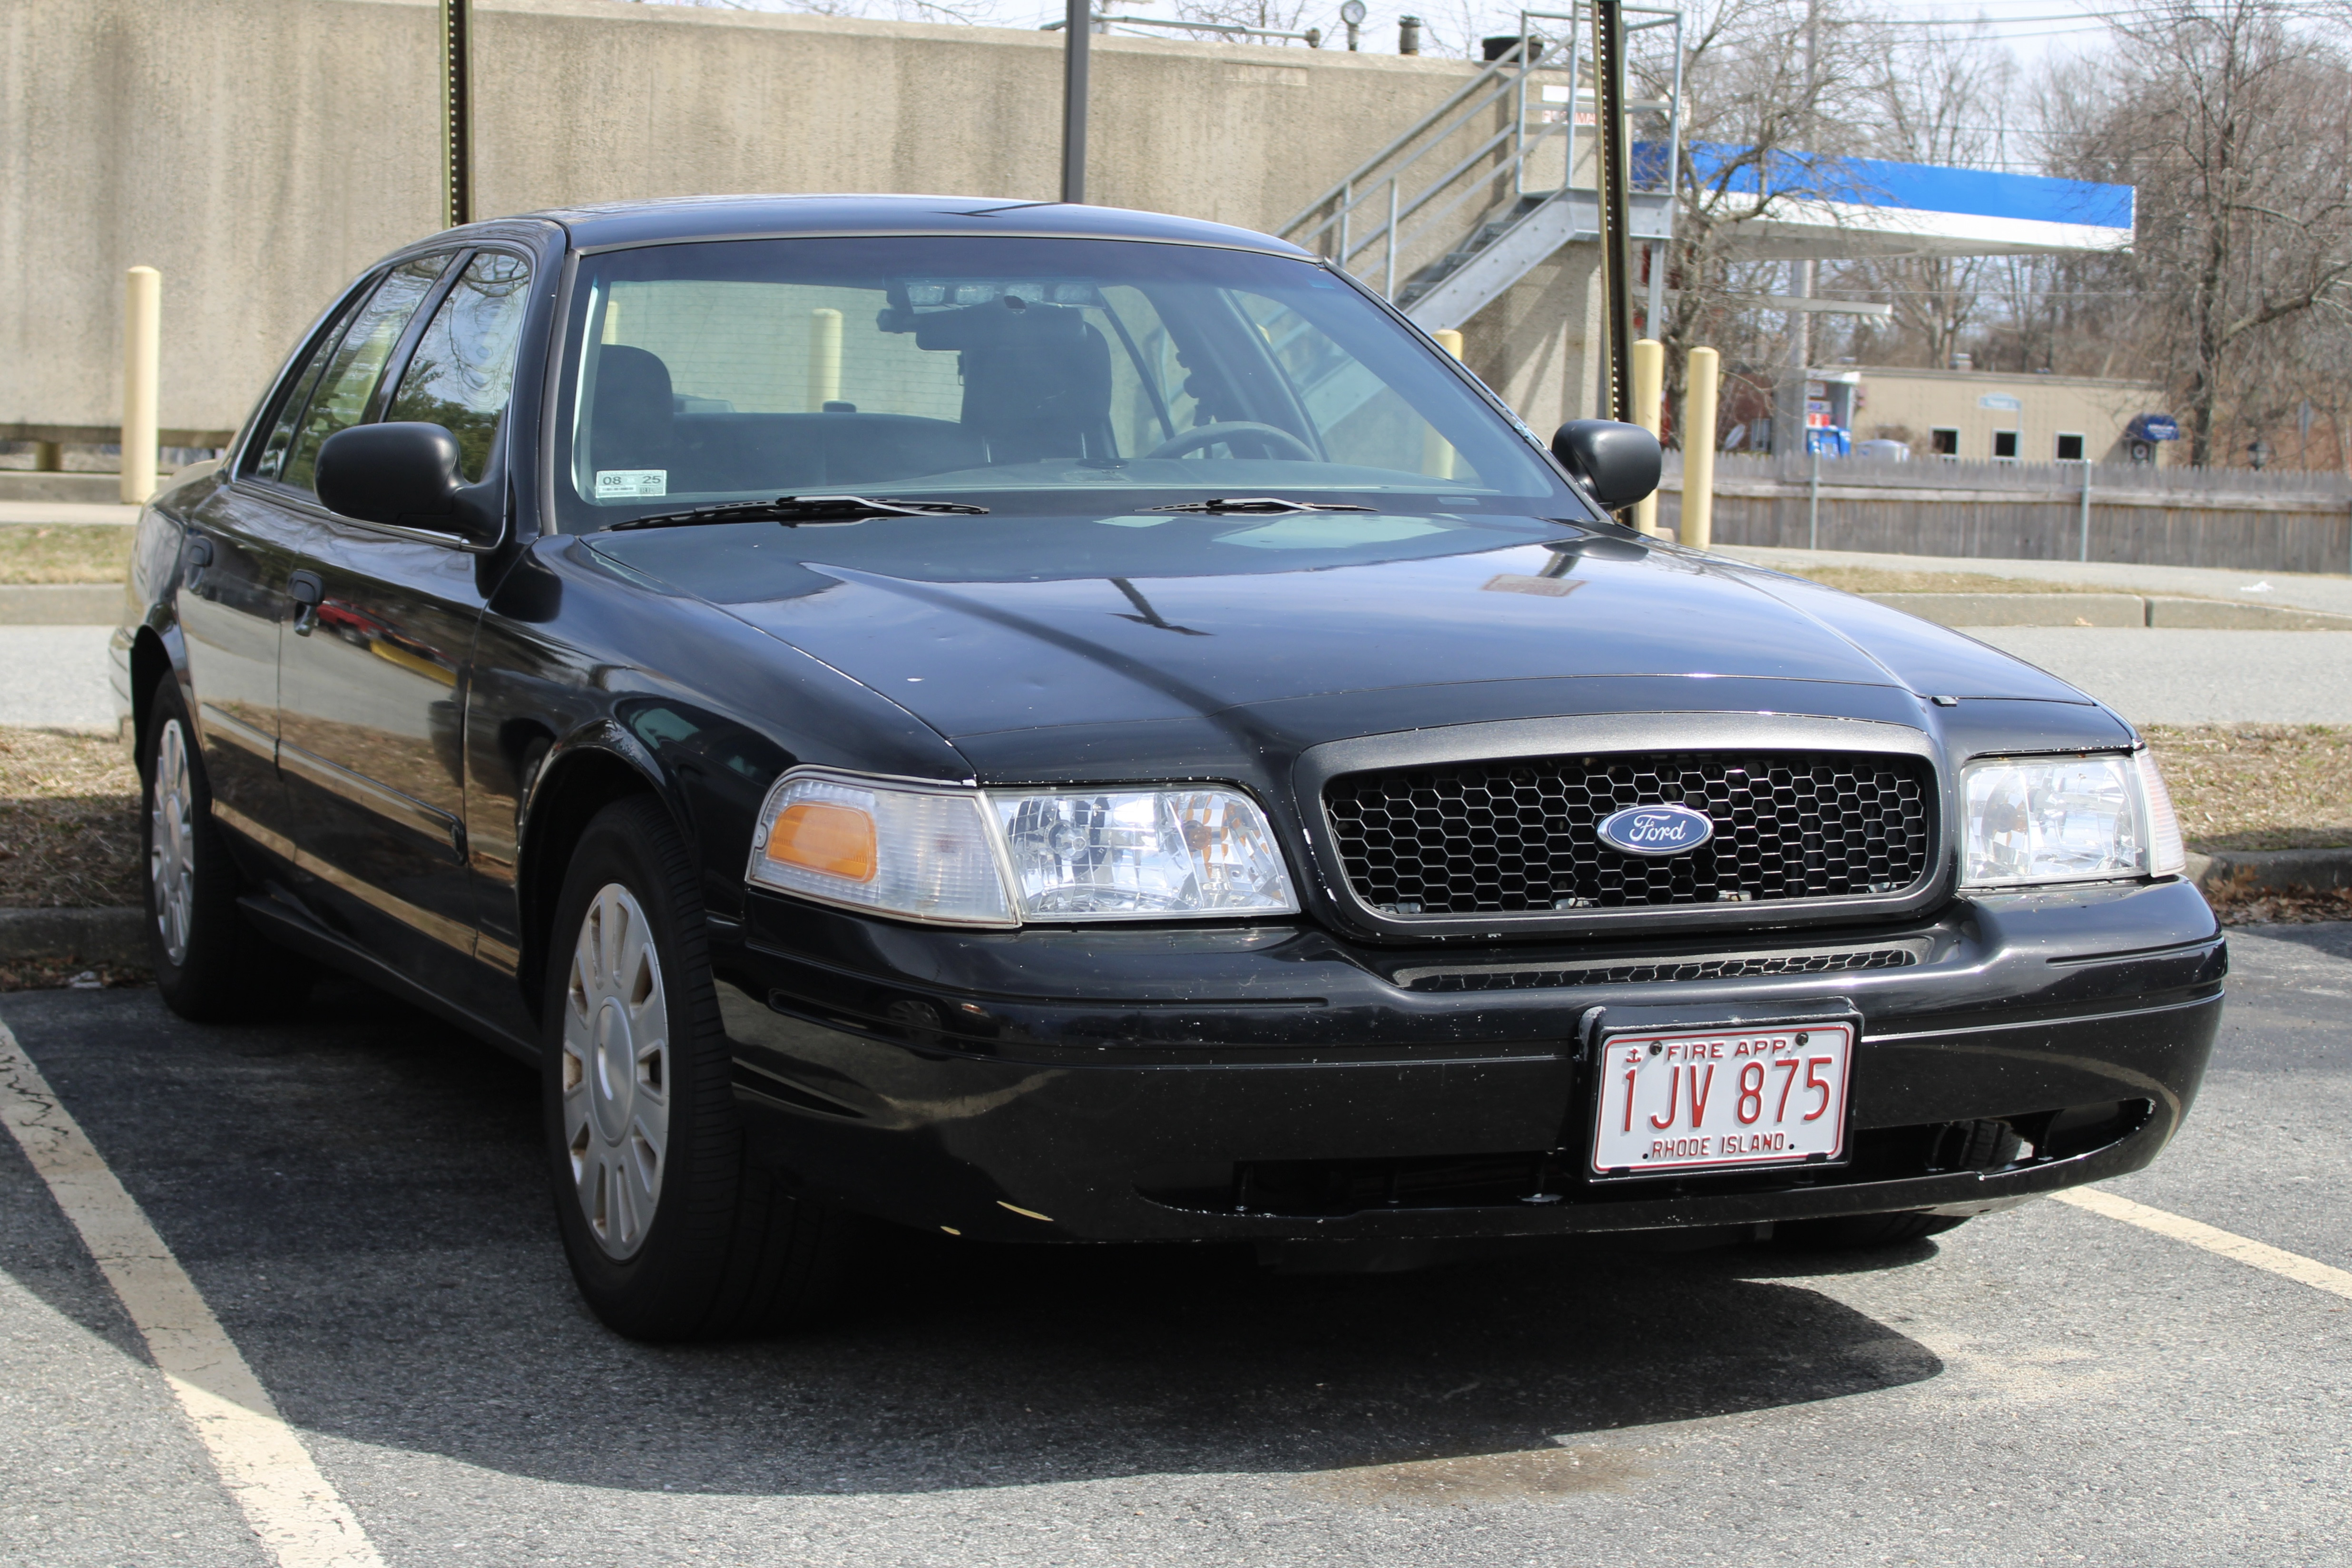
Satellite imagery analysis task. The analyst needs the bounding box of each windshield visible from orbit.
[549,235,1581,531]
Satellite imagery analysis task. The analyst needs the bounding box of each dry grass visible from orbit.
[2142,725,2352,852]
[0,524,135,584]
[0,958,149,992]
[2201,878,2352,927]
[0,728,143,909]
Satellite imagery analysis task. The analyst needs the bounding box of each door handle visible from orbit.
[184,535,214,593]
[288,569,324,637]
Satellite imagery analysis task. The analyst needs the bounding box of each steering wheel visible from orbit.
[1143,421,1318,462]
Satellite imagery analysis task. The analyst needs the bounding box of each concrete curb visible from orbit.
[1864,592,2141,627]
[0,907,145,965]
[2184,847,2352,894]
[1866,591,2352,630]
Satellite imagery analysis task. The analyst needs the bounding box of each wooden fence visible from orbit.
[1651,453,2352,574]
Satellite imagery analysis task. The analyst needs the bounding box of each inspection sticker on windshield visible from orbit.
[1590,1021,1854,1176]
[595,469,667,499]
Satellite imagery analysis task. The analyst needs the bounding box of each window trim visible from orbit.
[1929,426,1960,459]
[1991,429,2020,461]
[366,248,475,428]
[2055,431,2087,462]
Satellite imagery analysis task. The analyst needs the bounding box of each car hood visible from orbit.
[588,512,2094,768]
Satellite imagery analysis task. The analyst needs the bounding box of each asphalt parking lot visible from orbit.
[2,927,2347,1568]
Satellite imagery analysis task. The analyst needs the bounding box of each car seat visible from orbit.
[912,301,1115,464]
[589,344,676,473]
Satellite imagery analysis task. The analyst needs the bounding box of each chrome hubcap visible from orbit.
[149,719,196,968]
[561,883,670,1260]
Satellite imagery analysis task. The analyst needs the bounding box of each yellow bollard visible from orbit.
[809,308,843,410]
[1682,346,1720,552]
[120,266,160,505]
[1629,338,1663,536]
[1423,329,1465,479]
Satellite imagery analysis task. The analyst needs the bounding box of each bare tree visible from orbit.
[2045,0,2352,465]
[1633,0,1882,440]
[1821,25,2017,373]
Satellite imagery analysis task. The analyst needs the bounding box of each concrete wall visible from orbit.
[5,0,1522,439]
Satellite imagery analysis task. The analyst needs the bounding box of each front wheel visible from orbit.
[542,796,849,1340]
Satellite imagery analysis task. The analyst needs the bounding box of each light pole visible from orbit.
[1061,0,1089,203]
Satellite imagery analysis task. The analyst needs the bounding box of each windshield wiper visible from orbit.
[607,494,989,531]
[1144,497,1379,516]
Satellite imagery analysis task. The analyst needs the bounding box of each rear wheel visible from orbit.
[542,795,849,1340]
[142,676,312,1019]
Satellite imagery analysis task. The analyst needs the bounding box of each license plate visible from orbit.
[1589,1021,1855,1177]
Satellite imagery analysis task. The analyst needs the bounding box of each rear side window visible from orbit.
[277,254,452,493]
[388,251,533,483]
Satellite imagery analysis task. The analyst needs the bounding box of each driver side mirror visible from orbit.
[1551,420,1662,510]
[315,422,504,548]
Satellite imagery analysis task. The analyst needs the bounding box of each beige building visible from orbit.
[1846,366,2173,466]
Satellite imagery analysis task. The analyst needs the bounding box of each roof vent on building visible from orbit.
[1950,353,1972,372]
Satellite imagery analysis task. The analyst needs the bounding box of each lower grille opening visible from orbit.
[1139,1101,2155,1218]
[1395,942,1924,992]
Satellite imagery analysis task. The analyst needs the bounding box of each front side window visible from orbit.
[252,287,374,482]
[387,251,534,483]
[550,236,1572,530]
[277,254,452,493]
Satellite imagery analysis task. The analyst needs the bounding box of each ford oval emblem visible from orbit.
[1597,804,1715,857]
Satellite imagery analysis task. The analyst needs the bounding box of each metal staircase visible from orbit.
[1278,7,1683,334]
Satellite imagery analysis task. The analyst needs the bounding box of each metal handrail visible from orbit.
[1281,6,1683,314]
[1276,37,1554,239]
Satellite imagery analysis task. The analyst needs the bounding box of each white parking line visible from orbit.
[2056,1186,2352,1302]
[0,1019,386,1568]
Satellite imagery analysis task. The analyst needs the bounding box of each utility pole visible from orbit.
[1777,0,1819,458]
[441,0,473,228]
[1061,0,1090,203]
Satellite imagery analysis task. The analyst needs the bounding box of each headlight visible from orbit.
[1959,751,2185,890]
[749,772,1014,927]
[747,770,1298,926]
[991,787,1297,920]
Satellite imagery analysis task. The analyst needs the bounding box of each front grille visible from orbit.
[1324,750,1934,917]
[1396,945,1922,992]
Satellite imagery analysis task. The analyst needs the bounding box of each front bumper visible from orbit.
[713,878,2225,1243]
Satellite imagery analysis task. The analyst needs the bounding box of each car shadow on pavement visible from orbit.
[1,982,1946,1498]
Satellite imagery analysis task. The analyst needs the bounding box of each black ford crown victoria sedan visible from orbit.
[115,195,2223,1339]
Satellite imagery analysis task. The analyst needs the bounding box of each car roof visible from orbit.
[502,193,1315,258]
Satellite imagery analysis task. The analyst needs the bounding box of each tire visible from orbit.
[142,676,313,1020]
[1775,1120,2021,1250]
[541,795,848,1341]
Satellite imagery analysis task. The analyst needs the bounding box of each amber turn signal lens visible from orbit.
[765,800,878,882]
